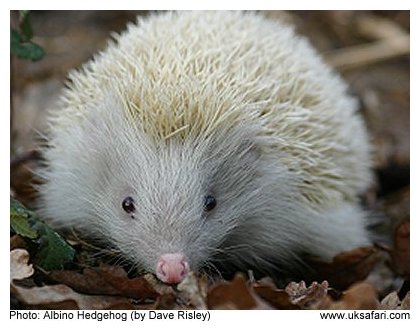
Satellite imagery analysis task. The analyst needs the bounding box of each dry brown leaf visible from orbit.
[318,282,379,309]
[152,293,178,309]
[48,264,158,300]
[10,249,34,281]
[285,280,308,297]
[253,281,299,309]
[207,273,272,309]
[11,282,148,309]
[380,290,410,310]
[207,274,256,309]
[285,281,329,308]
[380,291,400,309]
[306,246,383,289]
[177,272,208,309]
[10,162,39,206]
[143,272,177,295]
[391,222,410,276]
[10,234,30,251]
[400,291,410,309]
[139,273,179,309]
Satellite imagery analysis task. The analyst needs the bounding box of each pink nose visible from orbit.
[156,253,190,284]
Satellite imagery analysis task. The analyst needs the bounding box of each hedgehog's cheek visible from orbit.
[155,253,190,284]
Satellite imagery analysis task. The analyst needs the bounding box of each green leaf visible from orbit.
[10,197,75,270]
[10,29,21,45]
[10,197,38,239]
[19,10,33,41]
[35,223,76,271]
[10,29,44,61]
[11,11,44,61]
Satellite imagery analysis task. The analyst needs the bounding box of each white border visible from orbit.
[3,0,418,10]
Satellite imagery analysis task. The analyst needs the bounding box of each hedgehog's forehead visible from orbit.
[120,86,255,142]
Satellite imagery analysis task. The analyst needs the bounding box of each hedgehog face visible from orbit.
[47,94,276,283]
[40,90,294,283]
[97,130,266,282]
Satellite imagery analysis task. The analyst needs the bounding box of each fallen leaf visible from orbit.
[380,290,410,310]
[11,282,144,309]
[380,291,400,309]
[253,281,299,309]
[317,282,379,309]
[10,249,34,281]
[306,246,383,289]
[10,197,75,270]
[141,273,178,309]
[10,249,123,310]
[10,162,39,210]
[400,291,410,309]
[48,265,159,300]
[153,293,178,309]
[143,272,177,295]
[177,272,208,309]
[207,273,272,309]
[10,197,37,239]
[391,222,410,276]
[35,223,76,270]
[10,234,31,251]
[285,281,329,308]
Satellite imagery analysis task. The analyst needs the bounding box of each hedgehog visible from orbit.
[37,11,373,284]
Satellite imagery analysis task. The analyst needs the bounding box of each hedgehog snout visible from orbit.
[156,253,190,284]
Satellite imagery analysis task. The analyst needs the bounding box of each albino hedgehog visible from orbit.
[38,11,372,284]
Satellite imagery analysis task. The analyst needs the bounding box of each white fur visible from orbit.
[38,11,373,276]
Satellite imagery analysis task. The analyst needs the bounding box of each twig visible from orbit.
[326,36,409,71]
[325,13,409,71]
[356,13,408,41]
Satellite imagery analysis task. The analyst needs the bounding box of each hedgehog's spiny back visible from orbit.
[50,11,371,206]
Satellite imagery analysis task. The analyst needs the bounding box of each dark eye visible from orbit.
[122,196,136,214]
[203,195,217,212]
